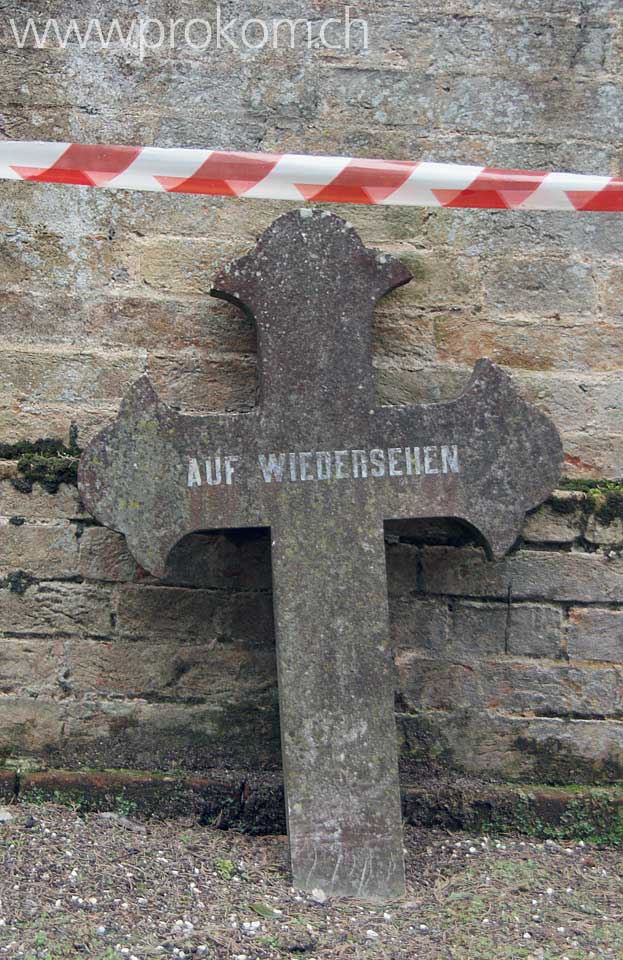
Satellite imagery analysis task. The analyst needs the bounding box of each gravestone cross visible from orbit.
[79,210,563,900]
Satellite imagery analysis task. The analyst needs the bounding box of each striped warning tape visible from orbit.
[0,140,622,211]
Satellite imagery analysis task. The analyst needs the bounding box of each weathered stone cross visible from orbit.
[79,210,562,900]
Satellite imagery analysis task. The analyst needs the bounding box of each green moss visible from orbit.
[560,478,623,494]
[557,479,623,526]
[515,731,623,785]
[547,490,582,516]
[16,453,79,494]
[481,789,623,846]
[0,432,82,494]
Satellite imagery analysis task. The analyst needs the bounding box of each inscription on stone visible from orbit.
[188,444,461,487]
[79,210,563,900]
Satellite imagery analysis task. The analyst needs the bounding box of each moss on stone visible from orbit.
[557,479,623,526]
[479,789,623,846]
[515,732,623,785]
[0,433,82,494]
[16,453,79,494]
[547,490,583,516]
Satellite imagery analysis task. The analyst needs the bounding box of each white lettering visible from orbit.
[289,453,298,482]
[316,451,331,481]
[405,447,422,476]
[345,6,369,50]
[352,450,368,479]
[370,449,385,478]
[299,452,313,481]
[319,17,342,49]
[259,453,286,482]
[242,17,269,49]
[189,444,461,488]
[424,446,439,475]
[224,456,239,485]
[169,17,184,48]
[334,450,349,480]
[184,18,212,49]
[188,458,202,488]
[215,8,239,48]
[205,457,222,486]
[138,17,164,60]
[441,445,460,474]
[272,17,314,49]
[388,448,403,477]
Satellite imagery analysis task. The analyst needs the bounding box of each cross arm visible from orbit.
[372,359,563,557]
[78,376,261,577]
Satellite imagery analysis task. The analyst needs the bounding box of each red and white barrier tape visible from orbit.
[1,140,622,211]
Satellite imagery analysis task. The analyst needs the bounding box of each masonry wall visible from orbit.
[0,0,622,787]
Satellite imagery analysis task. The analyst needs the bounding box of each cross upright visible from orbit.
[79,209,562,900]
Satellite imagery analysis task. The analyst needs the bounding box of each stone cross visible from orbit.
[78,210,562,900]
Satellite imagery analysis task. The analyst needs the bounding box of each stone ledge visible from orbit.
[4,769,622,844]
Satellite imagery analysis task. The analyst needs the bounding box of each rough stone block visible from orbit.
[397,656,622,718]
[0,401,116,448]
[79,527,137,582]
[438,75,623,142]
[420,547,623,603]
[0,697,65,758]
[450,601,507,656]
[0,481,84,521]
[0,582,113,637]
[0,638,65,697]
[567,608,623,663]
[57,697,281,771]
[515,370,623,439]
[389,596,449,651]
[435,316,620,372]
[119,236,246,297]
[383,250,482,310]
[482,257,596,317]
[585,514,623,547]
[146,354,256,414]
[66,639,277,702]
[373,308,436,364]
[507,604,563,659]
[392,596,561,659]
[563,431,623,480]
[88,294,255,354]
[522,494,586,543]
[400,709,623,783]
[115,584,274,646]
[596,262,623,323]
[385,542,419,595]
[0,349,146,405]
[0,520,79,578]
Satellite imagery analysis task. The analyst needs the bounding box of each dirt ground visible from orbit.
[0,802,621,960]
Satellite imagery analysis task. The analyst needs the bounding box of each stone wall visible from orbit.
[0,0,622,787]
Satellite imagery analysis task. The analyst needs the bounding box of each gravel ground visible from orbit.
[0,802,621,959]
